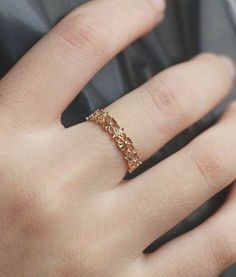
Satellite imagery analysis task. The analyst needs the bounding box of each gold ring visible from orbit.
[86,109,142,173]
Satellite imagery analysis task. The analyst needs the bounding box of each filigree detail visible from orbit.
[86,109,142,173]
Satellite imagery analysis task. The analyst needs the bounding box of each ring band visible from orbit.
[86,109,143,173]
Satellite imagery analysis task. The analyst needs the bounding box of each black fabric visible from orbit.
[0,0,236,275]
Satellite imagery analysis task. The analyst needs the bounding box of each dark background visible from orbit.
[0,0,236,275]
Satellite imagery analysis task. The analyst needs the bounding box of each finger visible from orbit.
[67,53,235,185]
[132,184,236,277]
[0,0,165,128]
[114,100,236,252]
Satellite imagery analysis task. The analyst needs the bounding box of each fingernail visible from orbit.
[150,0,166,12]
[219,55,236,78]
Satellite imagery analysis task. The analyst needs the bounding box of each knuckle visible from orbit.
[206,228,235,272]
[8,190,38,226]
[56,12,112,57]
[8,188,55,237]
[190,139,226,190]
[152,80,182,114]
[144,79,189,129]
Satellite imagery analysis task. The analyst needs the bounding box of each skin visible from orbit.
[0,0,235,276]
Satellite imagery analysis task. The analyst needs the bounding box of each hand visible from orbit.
[0,0,235,276]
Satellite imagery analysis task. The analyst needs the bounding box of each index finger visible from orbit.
[0,0,166,129]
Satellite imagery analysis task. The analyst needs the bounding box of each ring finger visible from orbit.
[66,53,235,185]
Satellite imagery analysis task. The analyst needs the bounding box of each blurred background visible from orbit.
[0,0,235,275]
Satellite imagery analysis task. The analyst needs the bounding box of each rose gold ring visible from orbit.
[86,109,142,173]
